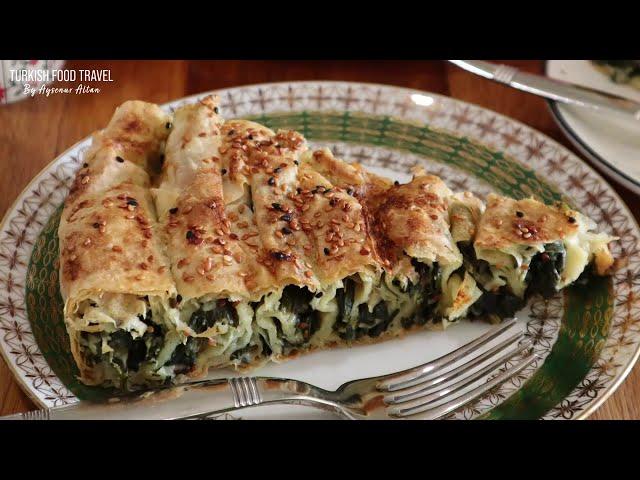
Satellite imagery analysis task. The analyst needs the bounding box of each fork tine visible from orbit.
[377,319,519,392]
[386,339,532,409]
[384,333,529,405]
[389,353,538,419]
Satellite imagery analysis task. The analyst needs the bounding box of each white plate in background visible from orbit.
[546,60,640,195]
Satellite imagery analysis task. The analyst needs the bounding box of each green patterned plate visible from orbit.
[1,82,638,419]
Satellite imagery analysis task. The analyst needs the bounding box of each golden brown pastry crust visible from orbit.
[372,168,459,268]
[83,100,170,173]
[58,101,176,386]
[156,96,275,300]
[475,193,580,250]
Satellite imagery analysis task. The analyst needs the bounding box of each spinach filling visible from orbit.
[277,285,321,354]
[333,279,397,341]
[188,300,239,334]
[525,241,566,298]
[167,299,244,373]
[400,260,441,329]
[80,309,166,383]
[333,261,441,341]
[458,240,566,321]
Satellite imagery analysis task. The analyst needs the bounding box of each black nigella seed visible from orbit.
[221,168,227,175]
[186,230,196,240]
[568,216,576,223]
[228,129,235,136]
[127,199,138,207]
[273,167,282,173]
[159,154,165,165]
[268,177,276,186]
[176,294,182,303]
[516,211,524,218]
[248,134,253,140]
[166,122,172,129]
[271,251,291,261]
[214,107,219,114]
[296,188,302,194]
[83,162,89,168]
[92,222,100,228]
[115,156,125,163]
[282,227,292,235]
[280,213,292,222]
[330,198,338,207]
[294,160,299,165]
[394,181,400,186]
[347,188,354,196]
[169,207,178,214]
[324,247,330,255]
[272,203,282,211]
[315,292,323,298]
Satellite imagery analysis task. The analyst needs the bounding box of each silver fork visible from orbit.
[1,319,535,420]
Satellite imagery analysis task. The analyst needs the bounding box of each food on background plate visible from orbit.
[58,95,616,390]
[592,60,640,89]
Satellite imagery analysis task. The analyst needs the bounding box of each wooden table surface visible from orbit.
[1,60,638,419]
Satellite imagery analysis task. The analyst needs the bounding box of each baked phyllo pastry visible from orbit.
[460,193,616,321]
[58,101,182,389]
[149,96,481,378]
[57,96,616,390]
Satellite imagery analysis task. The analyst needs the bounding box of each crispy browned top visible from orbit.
[474,193,581,250]
[61,96,614,309]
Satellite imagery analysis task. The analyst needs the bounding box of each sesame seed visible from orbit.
[521,227,529,233]
[523,232,532,239]
[83,238,91,247]
[158,266,166,274]
[112,245,122,252]
[430,214,438,221]
[275,231,284,238]
[305,270,313,278]
[99,226,106,234]
[360,247,370,255]
[81,176,90,184]
[139,263,148,270]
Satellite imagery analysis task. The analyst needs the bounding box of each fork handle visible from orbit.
[0,377,349,420]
